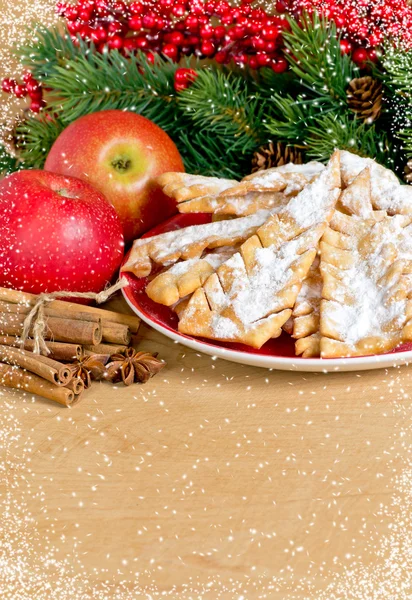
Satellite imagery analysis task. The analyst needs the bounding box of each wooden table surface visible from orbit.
[1,2,412,597]
[1,295,412,599]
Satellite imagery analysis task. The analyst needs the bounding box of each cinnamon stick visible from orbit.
[0,313,102,346]
[0,287,141,333]
[65,377,85,396]
[0,363,76,406]
[0,345,72,386]
[102,323,131,345]
[83,343,128,355]
[0,337,82,361]
[0,300,100,323]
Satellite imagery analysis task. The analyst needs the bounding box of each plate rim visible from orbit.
[122,284,412,373]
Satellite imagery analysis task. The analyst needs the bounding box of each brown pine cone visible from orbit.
[405,159,412,184]
[251,141,304,173]
[347,76,382,123]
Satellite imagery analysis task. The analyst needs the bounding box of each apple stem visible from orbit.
[111,158,132,173]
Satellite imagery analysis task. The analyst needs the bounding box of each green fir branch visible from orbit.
[380,44,412,161]
[45,51,180,129]
[178,129,252,179]
[265,94,335,144]
[304,113,395,168]
[18,26,91,82]
[0,145,23,176]
[283,12,358,108]
[178,68,267,155]
[15,116,65,169]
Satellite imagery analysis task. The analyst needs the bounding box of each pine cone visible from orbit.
[405,159,412,184]
[251,142,304,173]
[347,76,382,123]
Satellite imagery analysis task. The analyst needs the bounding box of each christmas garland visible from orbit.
[2,0,412,181]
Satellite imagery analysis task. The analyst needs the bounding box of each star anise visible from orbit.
[104,348,165,386]
[68,353,110,389]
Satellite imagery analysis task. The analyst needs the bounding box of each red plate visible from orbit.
[122,213,412,372]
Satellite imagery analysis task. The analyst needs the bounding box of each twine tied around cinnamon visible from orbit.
[20,278,129,355]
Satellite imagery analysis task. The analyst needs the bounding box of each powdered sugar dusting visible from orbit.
[340,150,412,214]
[285,156,340,230]
[323,215,412,346]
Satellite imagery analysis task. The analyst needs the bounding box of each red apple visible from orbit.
[0,170,124,295]
[44,110,185,243]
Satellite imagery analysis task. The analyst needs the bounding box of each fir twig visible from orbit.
[265,94,335,144]
[18,26,91,82]
[304,113,394,168]
[15,116,65,169]
[178,68,266,154]
[0,145,22,176]
[45,51,180,129]
[283,12,358,108]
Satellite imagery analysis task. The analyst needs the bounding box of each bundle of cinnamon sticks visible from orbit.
[0,286,143,406]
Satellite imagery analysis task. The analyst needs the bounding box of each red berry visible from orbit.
[90,29,101,43]
[108,21,123,34]
[367,48,380,63]
[186,35,200,46]
[172,4,186,17]
[143,14,156,29]
[65,6,78,20]
[271,56,288,73]
[22,72,34,83]
[123,38,136,52]
[334,15,346,28]
[26,79,40,94]
[30,100,42,113]
[1,78,16,93]
[162,43,179,60]
[185,15,199,31]
[252,37,266,51]
[200,24,214,39]
[204,1,216,15]
[175,67,197,84]
[135,36,149,49]
[276,0,288,13]
[67,20,82,34]
[79,8,92,21]
[352,47,368,66]
[130,1,143,14]
[159,0,174,10]
[234,52,248,65]
[256,52,270,66]
[221,14,233,25]
[170,31,185,45]
[128,15,142,30]
[214,25,226,39]
[262,26,278,41]
[249,56,258,69]
[95,0,108,15]
[108,35,123,50]
[340,39,352,54]
[96,26,107,41]
[14,84,27,98]
[201,40,215,56]
[215,51,229,63]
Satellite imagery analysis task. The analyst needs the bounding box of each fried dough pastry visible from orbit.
[177,152,341,348]
[121,209,272,278]
[158,162,324,217]
[145,246,238,306]
[340,150,412,215]
[320,211,412,357]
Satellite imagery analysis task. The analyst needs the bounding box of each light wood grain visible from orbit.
[1,298,412,598]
